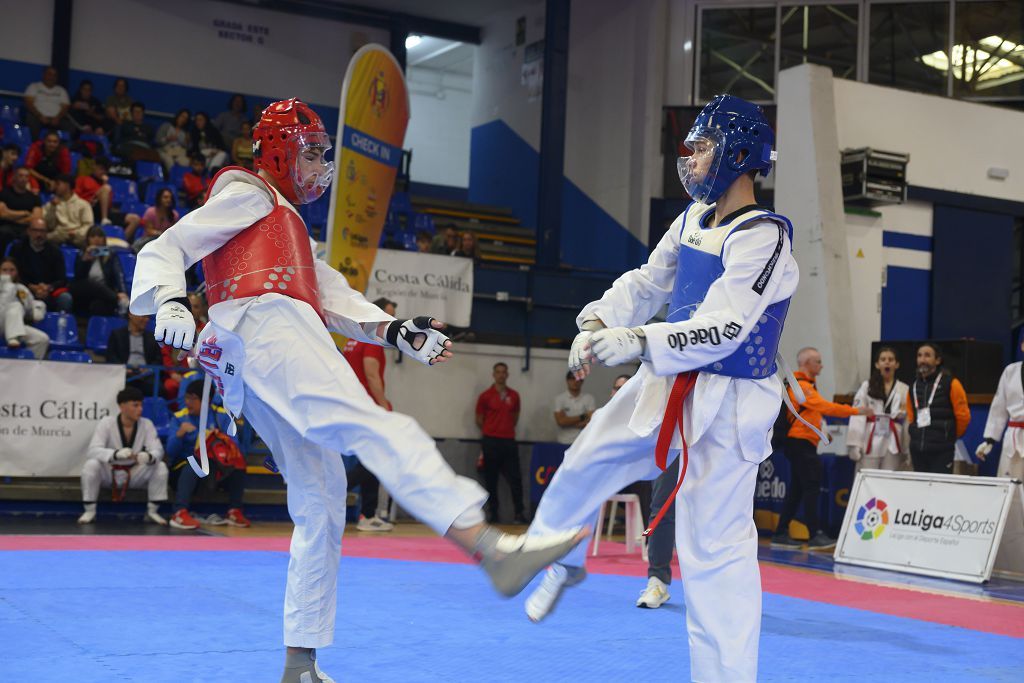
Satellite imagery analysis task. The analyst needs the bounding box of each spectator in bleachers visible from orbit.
[0,167,43,254]
[73,156,113,226]
[104,77,134,128]
[906,342,970,474]
[132,187,179,252]
[44,174,92,246]
[0,257,49,358]
[214,94,248,145]
[69,225,128,317]
[9,217,72,312]
[155,108,192,172]
[0,143,35,192]
[114,102,157,161]
[430,225,458,255]
[230,120,254,169]
[415,230,432,253]
[182,155,210,209]
[25,131,72,192]
[166,379,250,530]
[476,361,527,524]
[772,347,870,550]
[189,111,228,170]
[78,386,168,525]
[454,231,481,261]
[23,66,71,139]
[106,312,161,394]
[68,80,107,134]
[553,371,595,445]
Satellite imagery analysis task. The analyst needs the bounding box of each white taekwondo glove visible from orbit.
[385,316,451,365]
[569,316,605,379]
[847,446,863,462]
[975,438,996,461]
[110,447,134,464]
[155,298,195,350]
[590,326,646,367]
[136,451,155,465]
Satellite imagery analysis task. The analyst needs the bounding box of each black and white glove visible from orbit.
[110,447,134,464]
[568,331,595,379]
[976,438,998,461]
[385,316,452,366]
[155,298,196,350]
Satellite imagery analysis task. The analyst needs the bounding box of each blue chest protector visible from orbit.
[666,204,793,379]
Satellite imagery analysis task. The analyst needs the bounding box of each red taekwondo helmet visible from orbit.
[253,98,335,205]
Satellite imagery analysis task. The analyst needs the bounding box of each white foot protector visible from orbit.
[524,562,588,623]
[477,527,587,598]
[77,508,96,524]
[636,576,670,609]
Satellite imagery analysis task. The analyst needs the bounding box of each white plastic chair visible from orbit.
[592,493,647,560]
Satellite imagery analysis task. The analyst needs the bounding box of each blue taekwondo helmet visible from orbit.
[677,94,776,204]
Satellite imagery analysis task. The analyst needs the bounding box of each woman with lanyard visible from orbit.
[848,346,910,472]
[906,342,971,474]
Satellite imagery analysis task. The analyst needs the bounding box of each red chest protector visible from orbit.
[201,167,324,321]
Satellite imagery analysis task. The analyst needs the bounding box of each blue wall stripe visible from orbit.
[881,231,933,251]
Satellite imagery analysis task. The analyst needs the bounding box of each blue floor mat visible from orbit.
[0,550,1022,682]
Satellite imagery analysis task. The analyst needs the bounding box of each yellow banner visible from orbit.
[327,44,410,293]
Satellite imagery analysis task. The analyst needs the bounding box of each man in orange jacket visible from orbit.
[906,342,970,474]
[772,347,873,550]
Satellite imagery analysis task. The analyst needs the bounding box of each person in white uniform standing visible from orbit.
[129,98,585,683]
[978,345,1024,480]
[847,346,910,472]
[523,94,799,683]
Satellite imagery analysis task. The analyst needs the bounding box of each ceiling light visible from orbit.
[405,35,422,49]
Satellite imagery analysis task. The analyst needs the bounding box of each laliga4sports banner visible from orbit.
[326,44,410,294]
[835,470,1023,583]
[0,360,123,476]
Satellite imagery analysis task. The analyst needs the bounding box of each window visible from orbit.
[868,2,950,95]
[951,1,1024,99]
[699,7,777,102]
[779,4,859,78]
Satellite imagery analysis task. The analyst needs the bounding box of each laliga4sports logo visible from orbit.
[855,497,889,540]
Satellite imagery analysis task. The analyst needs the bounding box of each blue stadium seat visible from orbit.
[102,225,126,241]
[120,199,147,217]
[412,212,435,234]
[0,105,19,123]
[60,246,79,281]
[39,128,70,142]
[86,316,127,353]
[70,151,82,175]
[108,177,138,204]
[38,312,83,351]
[142,397,173,440]
[143,182,176,206]
[169,164,190,189]
[389,192,412,214]
[2,124,31,150]
[117,251,136,290]
[402,233,418,251]
[49,350,92,363]
[135,161,164,184]
[0,347,35,360]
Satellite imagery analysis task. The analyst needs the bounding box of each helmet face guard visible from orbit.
[677,127,725,205]
[288,131,335,204]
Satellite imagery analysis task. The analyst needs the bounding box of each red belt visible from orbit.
[865,415,902,455]
[643,371,698,537]
[1008,421,1024,428]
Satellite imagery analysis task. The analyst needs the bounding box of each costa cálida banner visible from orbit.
[326,44,410,294]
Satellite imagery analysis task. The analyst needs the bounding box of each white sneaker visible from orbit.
[356,515,394,532]
[77,509,96,524]
[636,576,670,609]
[146,509,168,526]
[524,563,587,623]
[203,513,228,526]
[100,217,112,226]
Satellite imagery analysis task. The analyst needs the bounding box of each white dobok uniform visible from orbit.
[82,415,168,502]
[847,380,910,472]
[130,170,487,649]
[983,361,1024,480]
[529,203,799,683]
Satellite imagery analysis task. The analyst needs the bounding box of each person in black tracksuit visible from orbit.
[906,343,970,474]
